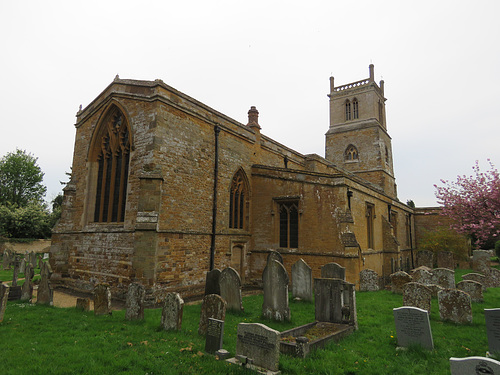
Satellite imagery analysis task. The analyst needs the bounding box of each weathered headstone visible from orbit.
[219,267,244,312]
[94,283,112,316]
[37,261,53,305]
[267,250,283,265]
[205,318,225,355]
[291,258,313,301]
[431,268,455,289]
[390,271,412,294]
[204,268,221,296]
[393,306,434,350]
[125,282,145,320]
[321,262,346,280]
[161,292,184,331]
[438,289,472,324]
[426,284,444,298]
[403,282,432,313]
[416,250,434,269]
[29,251,37,269]
[19,258,26,274]
[0,282,9,322]
[457,280,483,303]
[462,272,487,292]
[2,250,10,270]
[11,255,20,287]
[411,267,433,286]
[473,250,491,274]
[20,264,34,301]
[262,259,290,321]
[233,323,280,373]
[198,294,226,336]
[485,309,500,355]
[437,251,455,270]
[487,268,500,288]
[359,269,379,291]
[76,297,91,311]
[450,356,500,375]
[314,278,357,328]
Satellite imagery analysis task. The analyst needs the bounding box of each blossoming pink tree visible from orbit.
[434,160,500,247]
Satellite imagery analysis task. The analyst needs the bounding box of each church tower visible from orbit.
[325,64,397,198]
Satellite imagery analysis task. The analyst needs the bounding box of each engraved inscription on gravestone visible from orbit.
[393,306,434,350]
[205,318,224,355]
[485,308,500,354]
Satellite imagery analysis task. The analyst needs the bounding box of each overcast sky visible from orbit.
[1,0,499,207]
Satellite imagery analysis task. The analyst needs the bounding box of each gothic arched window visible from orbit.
[345,100,351,121]
[353,98,359,119]
[345,145,359,161]
[229,169,249,230]
[279,201,299,248]
[91,106,131,223]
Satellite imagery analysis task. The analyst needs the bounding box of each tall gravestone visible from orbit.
[198,294,226,336]
[161,292,184,331]
[432,268,455,289]
[314,278,357,328]
[29,251,37,269]
[0,282,9,322]
[416,250,434,269]
[36,261,53,305]
[11,255,20,287]
[473,250,491,274]
[125,282,145,321]
[438,289,472,324]
[321,262,346,280]
[485,308,500,355]
[204,269,221,296]
[437,251,455,270]
[403,282,431,313]
[262,260,290,321]
[390,271,412,294]
[20,264,34,301]
[205,318,225,355]
[291,258,312,301]
[267,250,283,265]
[219,267,244,312]
[94,283,112,316]
[393,306,434,350]
[457,280,483,303]
[450,357,500,375]
[359,269,379,291]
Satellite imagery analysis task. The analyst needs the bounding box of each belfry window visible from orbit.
[92,107,130,223]
[279,201,299,248]
[353,98,359,119]
[345,100,351,121]
[345,145,359,161]
[229,169,249,230]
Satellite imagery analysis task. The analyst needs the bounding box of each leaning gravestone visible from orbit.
[473,250,491,274]
[359,269,379,291]
[198,294,226,336]
[416,250,434,269]
[205,318,225,355]
[431,268,455,289]
[321,262,346,280]
[462,272,487,292]
[37,261,53,305]
[20,264,34,301]
[450,356,500,375]
[125,282,145,321]
[232,323,280,373]
[291,258,313,301]
[0,282,9,322]
[393,306,434,350]
[457,280,483,303]
[204,268,221,296]
[161,292,184,331]
[403,282,432,313]
[438,289,472,324]
[390,271,412,294]
[437,251,455,270]
[219,267,244,312]
[485,309,500,355]
[94,283,112,316]
[314,278,357,328]
[262,259,290,321]
[267,250,283,265]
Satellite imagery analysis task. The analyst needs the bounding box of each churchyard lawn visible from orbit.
[0,268,497,374]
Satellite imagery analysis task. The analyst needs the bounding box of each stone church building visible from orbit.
[50,65,418,300]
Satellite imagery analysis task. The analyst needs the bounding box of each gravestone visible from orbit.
[0,282,9,322]
[198,294,226,336]
[233,323,280,373]
[411,267,433,286]
[488,268,500,288]
[314,278,357,328]
[359,269,379,291]
[76,298,91,311]
[94,283,112,316]
[457,280,483,303]
[219,267,244,312]
[438,289,472,324]
[2,250,10,270]
[321,262,346,280]
[393,306,434,350]
[426,284,444,298]
[390,271,412,294]
[485,309,500,355]
[416,250,434,268]
[29,251,37,269]
[262,259,290,321]
[19,258,26,274]
[267,250,283,265]
[462,272,487,292]
[204,268,221,296]
[431,268,455,289]
[437,251,455,270]
[403,282,432,313]
[20,264,34,301]
[36,261,53,305]
[161,292,184,331]
[205,318,225,355]
[125,282,145,321]
[473,250,491,274]
[291,258,313,301]
[450,356,500,375]
[11,255,20,287]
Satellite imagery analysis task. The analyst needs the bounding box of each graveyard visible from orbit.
[1,258,500,374]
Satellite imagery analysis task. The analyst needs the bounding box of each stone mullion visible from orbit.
[98,154,110,222]
[106,148,118,222]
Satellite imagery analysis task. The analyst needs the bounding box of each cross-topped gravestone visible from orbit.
[198,293,226,336]
[36,261,53,305]
[438,289,472,324]
[234,323,280,373]
[204,268,221,296]
[0,282,9,322]
[125,282,145,321]
[161,292,184,331]
[321,262,346,280]
[485,309,500,355]
[393,306,434,350]
[219,267,244,312]
[450,356,500,375]
[359,269,379,291]
[291,258,312,301]
[262,259,290,321]
[205,318,225,355]
[94,283,112,316]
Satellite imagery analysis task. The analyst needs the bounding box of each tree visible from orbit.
[0,149,47,207]
[434,160,500,247]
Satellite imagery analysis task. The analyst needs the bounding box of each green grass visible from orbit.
[0,272,497,375]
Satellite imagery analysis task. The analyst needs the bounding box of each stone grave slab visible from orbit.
[94,283,112,316]
[262,260,290,322]
[431,268,455,289]
[198,293,226,336]
[161,292,184,331]
[393,306,433,350]
[390,271,412,294]
[205,318,224,355]
[438,289,472,324]
[403,282,432,313]
[321,262,346,280]
[411,267,433,286]
[485,309,500,355]
[219,267,244,312]
[204,269,221,296]
[0,282,9,322]
[125,282,145,321]
[457,280,483,303]
[291,258,312,301]
[359,269,379,291]
[416,250,434,269]
[450,356,500,375]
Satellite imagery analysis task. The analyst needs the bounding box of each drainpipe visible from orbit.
[209,124,220,271]
[409,213,414,268]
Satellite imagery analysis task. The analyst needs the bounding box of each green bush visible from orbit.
[0,203,54,239]
[418,227,470,260]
